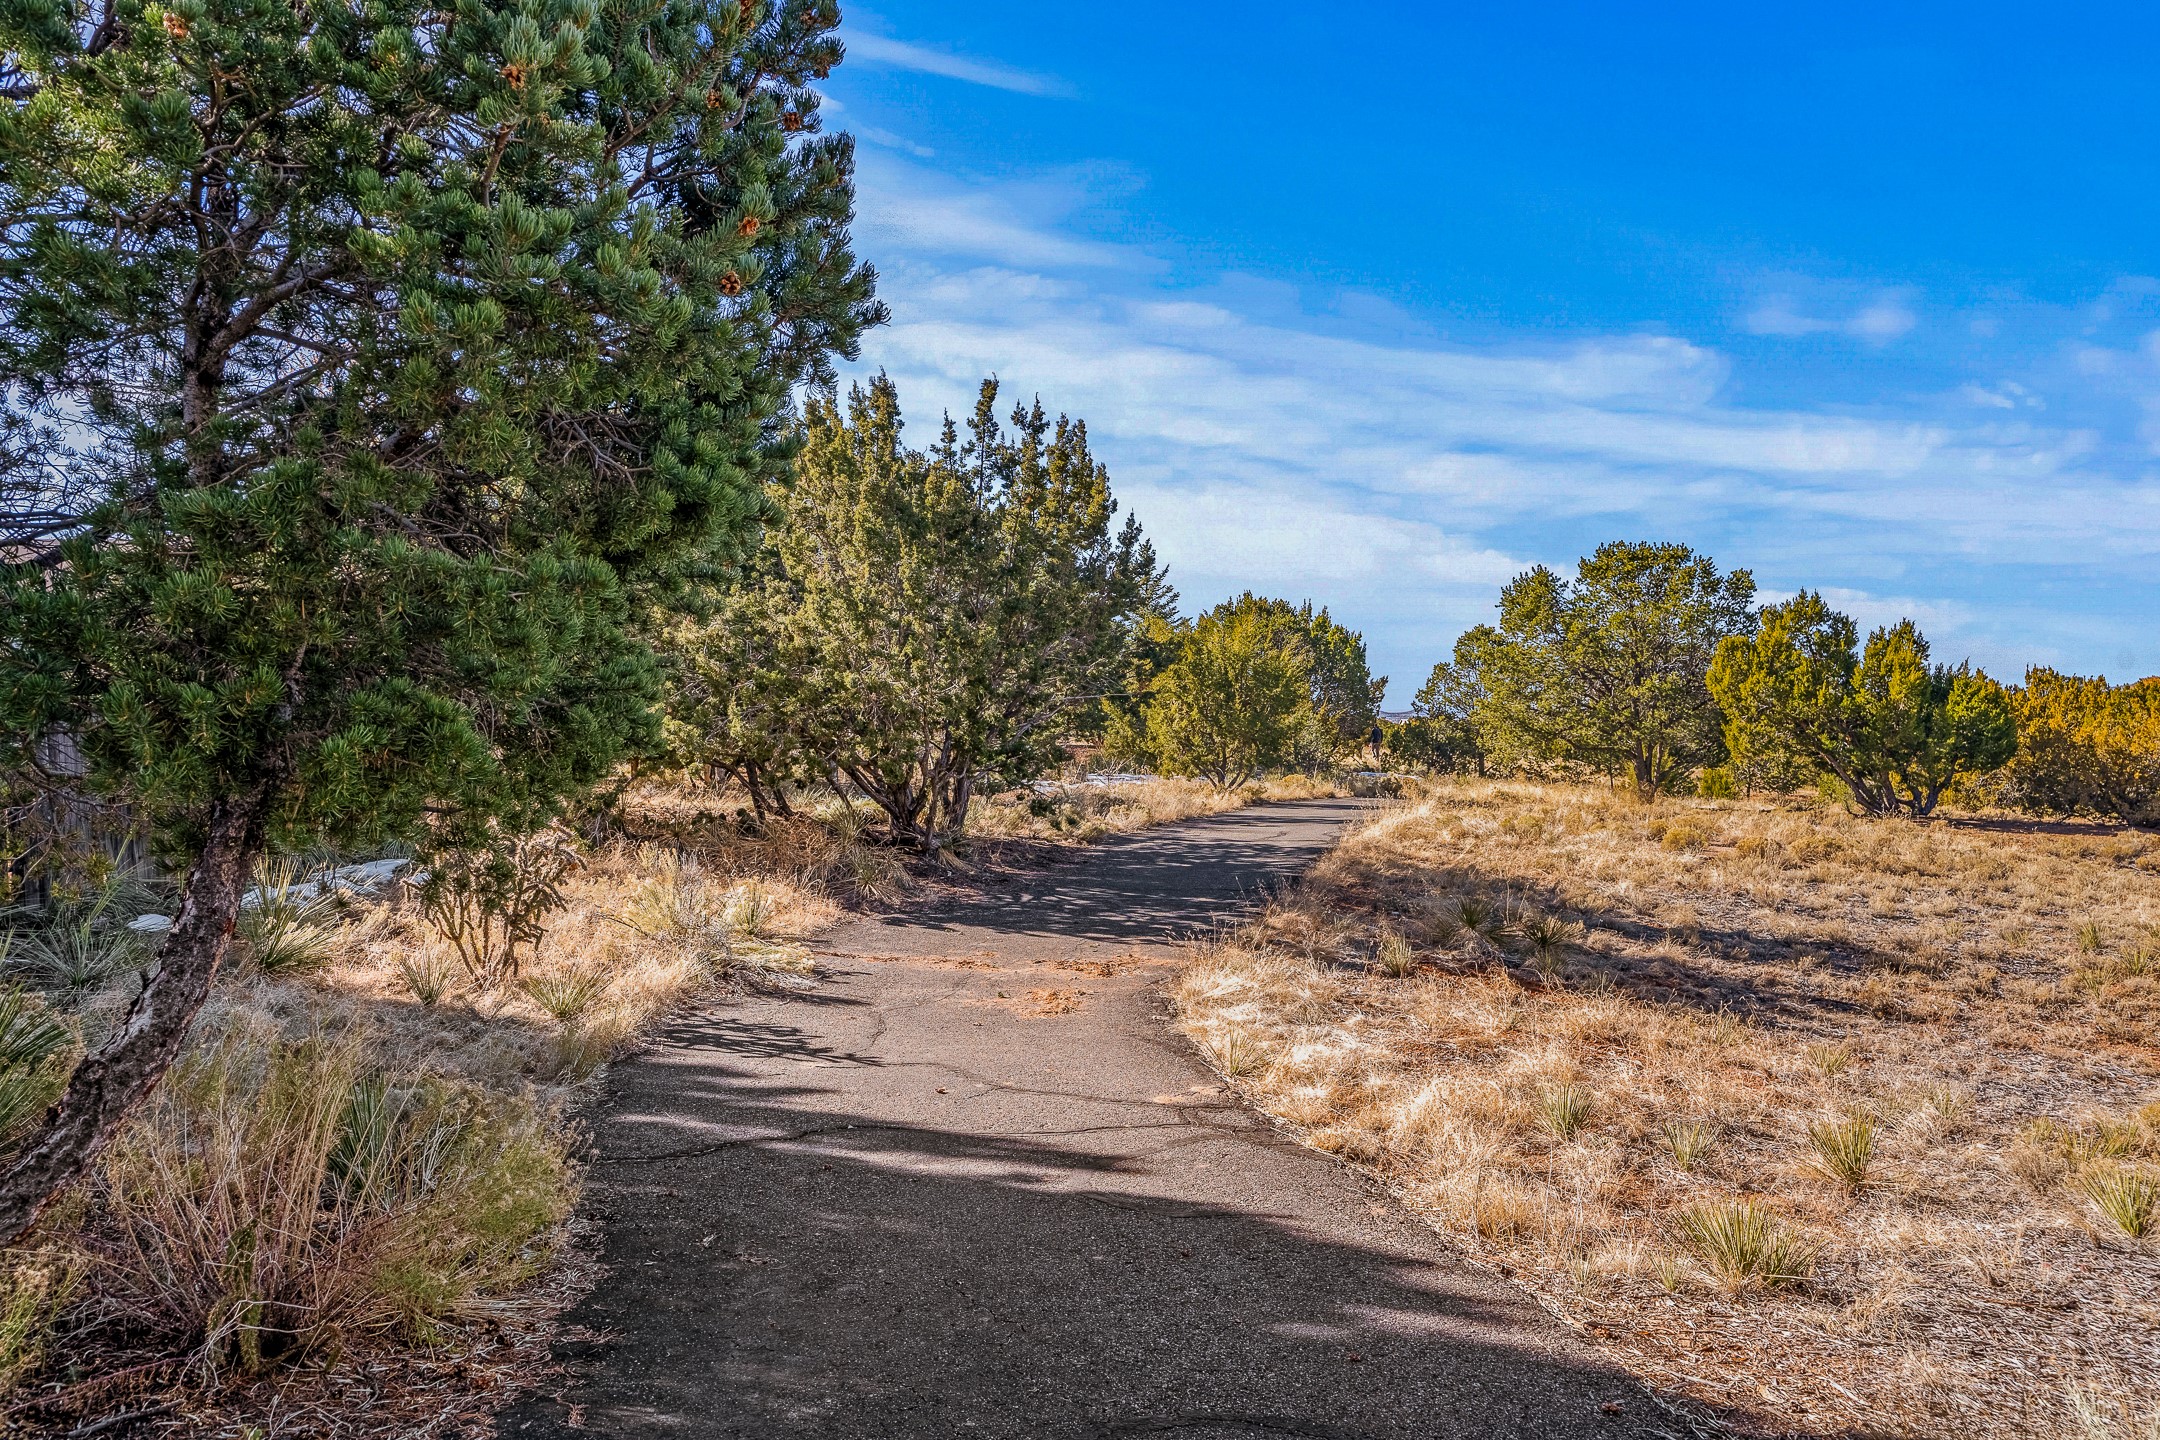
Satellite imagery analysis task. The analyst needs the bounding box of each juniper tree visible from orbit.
[1389,650,1486,774]
[1144,606,1312,789]
[2003,669,2160,827]
[1707,595,2017,818]
[1464,542,1755,800]
[1200,593,1383,768]
[668,375,1159,850]
[0,0,879,1241]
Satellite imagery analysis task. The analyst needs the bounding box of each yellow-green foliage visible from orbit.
[1145,606,1314,790]
[2007,668,2160,826]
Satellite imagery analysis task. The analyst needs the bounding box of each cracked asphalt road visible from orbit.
[502,799,1673,1439]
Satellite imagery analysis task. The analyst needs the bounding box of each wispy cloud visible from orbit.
[842,153,2160,684]
[853,162,1144,271]
[842,32,1071,97]
[1745,291,1918,343]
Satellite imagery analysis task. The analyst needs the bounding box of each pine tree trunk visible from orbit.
[0,792,264,1246]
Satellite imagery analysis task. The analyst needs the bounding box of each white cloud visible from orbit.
[1745,292,1918,343]
[841,32,1071,97]
[856,125,935,159]
[841,162,2160,683]
[853,162,1139,271]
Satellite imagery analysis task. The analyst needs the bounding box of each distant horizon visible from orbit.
[824,2,2160,693]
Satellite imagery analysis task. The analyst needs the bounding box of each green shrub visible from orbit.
[1696,767,1739,800]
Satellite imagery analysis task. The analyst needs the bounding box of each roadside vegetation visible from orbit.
[1173,535,2156,1440]
[1,0,2151,1430]
[1177,779,2158,1438]
[0,762,1390,1431]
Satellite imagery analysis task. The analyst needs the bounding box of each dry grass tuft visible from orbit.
[1175,776,2160,1437]
[90,1021,572,1378]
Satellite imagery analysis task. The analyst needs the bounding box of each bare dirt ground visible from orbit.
[499,799,1693,1439]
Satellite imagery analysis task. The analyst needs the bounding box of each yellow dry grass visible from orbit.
[23,769,1388,1420]
[1173,777,2160,1439]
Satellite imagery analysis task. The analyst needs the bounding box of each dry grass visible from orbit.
[3,796,849,1427]
[10,768,1365,1429]
[1174,777,2160,1438]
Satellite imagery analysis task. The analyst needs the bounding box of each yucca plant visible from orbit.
[1808,1113,1878,1191]
[1519,913,1577,969]
[1374,929,1418,979]
[521,966,612,1026]
[2079,1163,2158,1238]
[1455,896,1498,938]
[1806,1041,1855,1078]
[238,858,344,976]
[396,951,460,1008]
[12,917,147,1001]
[1535,1082,1595,1140]
[1661,1117,1714,1171]
[843,845,906,904]
[1675,1199,1814,1294]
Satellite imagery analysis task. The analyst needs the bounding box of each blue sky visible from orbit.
[821,3,2160,697]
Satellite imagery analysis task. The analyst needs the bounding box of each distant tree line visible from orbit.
[1382,540,2154,827]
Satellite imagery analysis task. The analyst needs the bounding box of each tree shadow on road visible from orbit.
[504,1029,1730,1440]
[849,801,1375,950]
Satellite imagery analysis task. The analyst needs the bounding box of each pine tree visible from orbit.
[0,0,879,1240]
